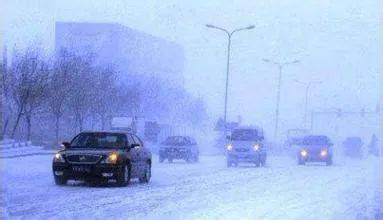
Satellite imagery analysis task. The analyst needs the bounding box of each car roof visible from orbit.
[80,131,135,135]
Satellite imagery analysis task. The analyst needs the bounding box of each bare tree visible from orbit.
[9,48,49,141]
[68,55,95,132]
[92,66,119,130]
[48,49,75,144]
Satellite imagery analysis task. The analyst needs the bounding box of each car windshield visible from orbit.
[70,133,126,148]
[163,136,187,145]
[303,136,331,146]
[231,129,261,141]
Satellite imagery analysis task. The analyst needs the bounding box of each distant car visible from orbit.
[52,131,152,186]
[159,136,199,163]
[297,135,333,166]
[343,137,363,158]
[226,127,267,167]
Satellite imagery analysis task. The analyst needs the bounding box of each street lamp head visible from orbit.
[246,25,255,30]
[206,24,215,28]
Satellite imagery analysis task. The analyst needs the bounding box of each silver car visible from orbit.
[226,127,267,167]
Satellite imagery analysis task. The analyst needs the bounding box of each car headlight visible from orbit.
[253,144,260,151]
[226,144,233,151]
[54,153,65,163]
[300,150,308,157]
[320,149,328,157]
[103,152,119,164]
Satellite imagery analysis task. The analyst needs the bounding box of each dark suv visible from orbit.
[52,131,152,186]
[297,135,333,166]
[226,127,267,167]
[159,136,199,163]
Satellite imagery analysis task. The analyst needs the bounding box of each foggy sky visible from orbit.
[1,0,382,135]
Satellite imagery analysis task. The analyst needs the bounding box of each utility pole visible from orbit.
[295,80,322,129]
[263,59,300,141]
[206,24,254,138]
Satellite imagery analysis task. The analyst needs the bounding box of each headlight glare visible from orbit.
[253,144,260,151]
[320,149,328,157]
[227,144,233,151]
[300,150,308,157]
[54,153,65,162]
[104,153,118,164]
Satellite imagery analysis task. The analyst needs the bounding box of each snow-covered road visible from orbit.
[1,153,382,219]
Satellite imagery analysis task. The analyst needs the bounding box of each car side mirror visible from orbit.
[130,143,140,149]
[61,142,70,149]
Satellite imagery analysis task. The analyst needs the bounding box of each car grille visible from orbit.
[235,148,250,152]
[66,154,102,164]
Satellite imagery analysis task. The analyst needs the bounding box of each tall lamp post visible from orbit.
[294,80,322,129]
[206,24,254,136]
[263,59,300,140]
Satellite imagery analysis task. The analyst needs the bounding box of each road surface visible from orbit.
[1,153,382,219]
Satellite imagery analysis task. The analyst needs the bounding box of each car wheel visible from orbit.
[298,158,305,165]
[159,156,165,163]
[261,154,267,166]
[186,155,192,163]
[194,155,199,163]
[255,160,261,167]
[139,162,151,183]
[168,158,173,163]
[227,160,232,167]
[54,176,67,185]
[117,164,131,186]
[326,158,333,166]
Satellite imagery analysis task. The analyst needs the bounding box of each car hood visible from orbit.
[63,148,120,156]
[231,141,260,149]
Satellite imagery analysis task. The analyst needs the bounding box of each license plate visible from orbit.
[72,166,90,173]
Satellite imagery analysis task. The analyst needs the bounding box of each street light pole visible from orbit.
[206,24,254,137]
[263,59,300,140]
[294,80,322,129]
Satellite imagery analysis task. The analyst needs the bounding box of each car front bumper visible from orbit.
[227,151,266,163]
[52,162,123,180]
[299,154,331,162]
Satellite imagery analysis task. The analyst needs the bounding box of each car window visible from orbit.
[231,129,261,141]
[126,134,135,146]
[132,135,143,146]
[70,132,127,148]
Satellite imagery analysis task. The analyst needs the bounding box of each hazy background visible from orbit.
[1,0,382,135]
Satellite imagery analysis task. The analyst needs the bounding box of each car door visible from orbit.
[127,134,140,177]
[132,134,146,173]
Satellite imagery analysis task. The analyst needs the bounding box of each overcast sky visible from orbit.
[1,0,382,134]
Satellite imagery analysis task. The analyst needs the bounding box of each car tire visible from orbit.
[186,155,192,163]
[168,158,173,163]
[255,160,261,167]
[298,158,305,165]
[326,158,333,166]
[194,155,199,163]
[227,160,232,167]
[159,156,165,163]
[139,162,151,184]
[54,176,67,185]
[117,164,131,186]
[260,155,267,167]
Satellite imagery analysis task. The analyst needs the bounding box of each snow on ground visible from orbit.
[0,150,382,219]
[0,140,54,158]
